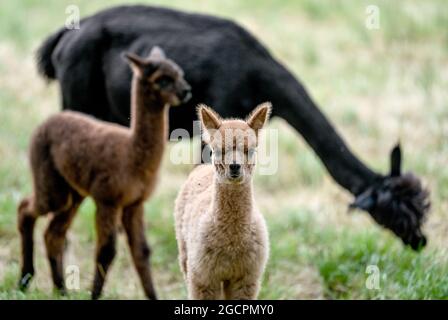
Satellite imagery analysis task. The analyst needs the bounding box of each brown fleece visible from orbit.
[17,46,190,299]
[174,103,271,300]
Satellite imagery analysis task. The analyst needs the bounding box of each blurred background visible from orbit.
[0,0,447,299]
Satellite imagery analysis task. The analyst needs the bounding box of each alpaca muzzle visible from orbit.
[350,144,430,251]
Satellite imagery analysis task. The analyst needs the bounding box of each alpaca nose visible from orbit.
[229,163,241,176]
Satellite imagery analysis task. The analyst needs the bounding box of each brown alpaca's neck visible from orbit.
[211,176,254,223]
[130,77,168,172]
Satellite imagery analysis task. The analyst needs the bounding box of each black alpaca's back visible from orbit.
[38,5,272,132]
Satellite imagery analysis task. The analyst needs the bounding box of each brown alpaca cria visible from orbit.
[174,103,271,299]
[17,46,191,299]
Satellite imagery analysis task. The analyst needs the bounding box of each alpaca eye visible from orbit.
[213,149,222,160]
[248,149,256,158]
[156,76,173,88]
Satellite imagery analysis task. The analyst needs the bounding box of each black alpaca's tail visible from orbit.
[36,27,67,80]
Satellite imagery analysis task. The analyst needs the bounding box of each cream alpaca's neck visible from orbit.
[211,175,254,223]
[130,76,168,171]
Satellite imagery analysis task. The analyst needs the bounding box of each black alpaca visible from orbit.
[36,5,429,249]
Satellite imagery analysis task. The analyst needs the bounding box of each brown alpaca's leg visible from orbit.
[44,192,84,294]
[17,197,38,291]
[19,140,72,291]
[223,278,259,300]
[122,202,157,300]
[91,202,120,300]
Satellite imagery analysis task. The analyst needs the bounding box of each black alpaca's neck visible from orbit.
[258,59,380,195]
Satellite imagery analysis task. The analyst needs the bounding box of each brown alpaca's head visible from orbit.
[123,46,191,106]
[198,103,272,184]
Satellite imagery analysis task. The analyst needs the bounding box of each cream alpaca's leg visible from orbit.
[177,239,188,278]
[188,277,221,300]
[224,278,260,300]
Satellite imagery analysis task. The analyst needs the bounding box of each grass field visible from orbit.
[0,0,447,299]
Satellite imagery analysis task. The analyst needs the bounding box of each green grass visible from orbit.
[0,0,447,299]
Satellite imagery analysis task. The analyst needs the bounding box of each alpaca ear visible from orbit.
[149,46,166,60]
[390,143,402,177]
[197,104,222,142]
[122,52,147,75]
[246,102,272,134]
[197,104,222,130]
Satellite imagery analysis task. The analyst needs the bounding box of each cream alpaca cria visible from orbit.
[174,103,271,299]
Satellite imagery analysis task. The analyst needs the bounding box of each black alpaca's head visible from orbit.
[351,144,430,250]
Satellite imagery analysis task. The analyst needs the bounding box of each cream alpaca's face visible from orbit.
[198,103,272,184]
[124,46,192,106]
